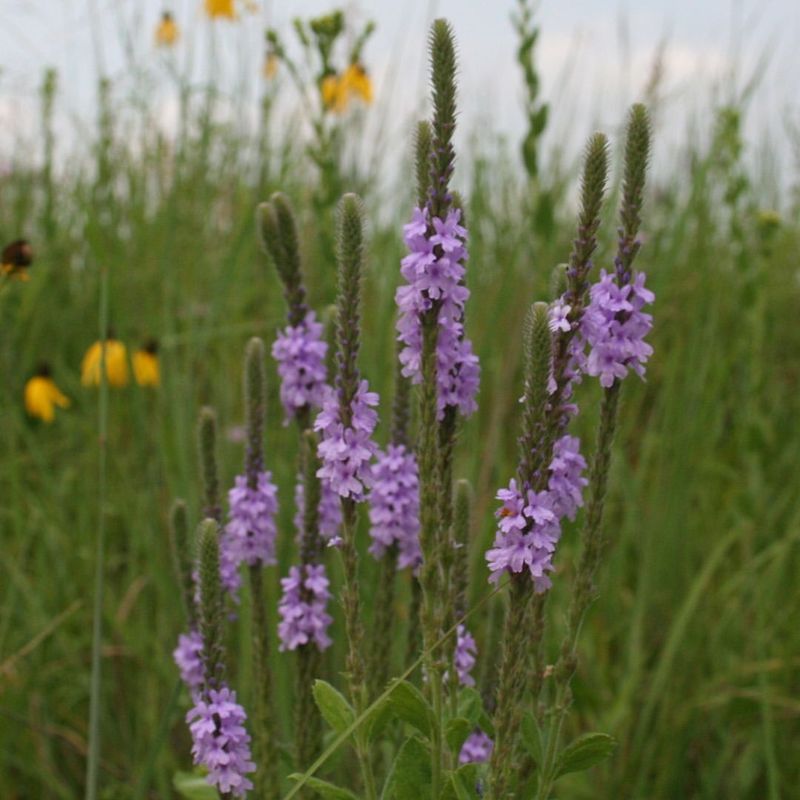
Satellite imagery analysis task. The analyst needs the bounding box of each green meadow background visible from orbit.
[1,8,799,800]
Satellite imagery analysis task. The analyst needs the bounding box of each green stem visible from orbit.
[536,382,621,799]
[250,566,280,799]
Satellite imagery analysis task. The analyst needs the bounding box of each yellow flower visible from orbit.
[25,366,70,423]
[133,341,160,387]
[321,73,348,113]
[204,0,235,19]
[155,12,179,47]
[81,338,130,388]
[1,239,34,282]
[342,63,373,105]
[263,52,278,79]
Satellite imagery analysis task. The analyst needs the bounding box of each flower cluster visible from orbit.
[187,686,255,797]
[459,730,494,765]
[293,474,342,542]
[395,207,480,418]
[220,472,279,597]
[454,624,477,687]
[547,435,588,521]
[367,444,421,569]
[315,381,379,500]
[486,480,559,592]
[272,311,329,421]
[581,270,654,387]
[277,564,334,651]
[173,630,204,697]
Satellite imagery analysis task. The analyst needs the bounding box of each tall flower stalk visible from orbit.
[240,337,280,799]
[314,192,378,799]
[395,21,481,795]
[487,302,553,797]
[535,105,652,800]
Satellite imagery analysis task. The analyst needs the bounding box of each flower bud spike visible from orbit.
[197,407,221,523]
[244,337,266,487]
[414,120,432,209]
[197,519,225,690]
[428,18,458,217]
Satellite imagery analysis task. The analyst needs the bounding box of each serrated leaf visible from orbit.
[382,736,432,800]
[445,717,472,755]
[312,679,355,736]
[521,711,543,766]
[386,679,434,737]
[288,774,360,800]
[554,732,617,778]
[172,771,217,800]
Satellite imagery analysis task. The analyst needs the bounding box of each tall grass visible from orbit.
[1,12,799,800]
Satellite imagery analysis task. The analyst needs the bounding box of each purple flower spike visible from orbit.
[314,381,379,501]
[220,471,279,601]
[278,564,334,651]
[173,630,204,696]
[459,730,494,764]
[272,311,329,421]
[547,435,588,522]
[368,444,421,570]
[187,686,255,797]
[454,624,477,687]
[485,479,560,592]
[395,206,480,419]
[581,269,654,387]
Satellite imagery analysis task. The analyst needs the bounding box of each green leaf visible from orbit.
[382,736,432,800]
[445,717,472,755]
[172,771,216,800]
[312,679,355,736]
[386,679,434,737]
[521,711,544,766]
[288,774,360,800]
[439,764,480,800]
[554,732,618,778]
[365,694,393,743]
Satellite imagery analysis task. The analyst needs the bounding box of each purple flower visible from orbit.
[220,471,279,599]
[173,630,204,696]
[294,474,342,543]
[459,730,494,765]
[187,686,255,797]
[272,311,329,421]
[454,624,477,687]
[485,479,560,592]
[395,206,480,419]
[548,299,572,333]
[547,435,588,522]
[367,444,421,570]
[581,269,654,387]
[277,564,334,651]
[314,381,379,501]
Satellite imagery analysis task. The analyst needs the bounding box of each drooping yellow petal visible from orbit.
[343,63,373,105]
[155,14,179,46]
[204,0,236,19]
[81,340,130,388]
[321,74,348,113]
[24,376,70,423]
[133,350,160,387]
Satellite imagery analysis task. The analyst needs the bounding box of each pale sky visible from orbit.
[1,0,798,191]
